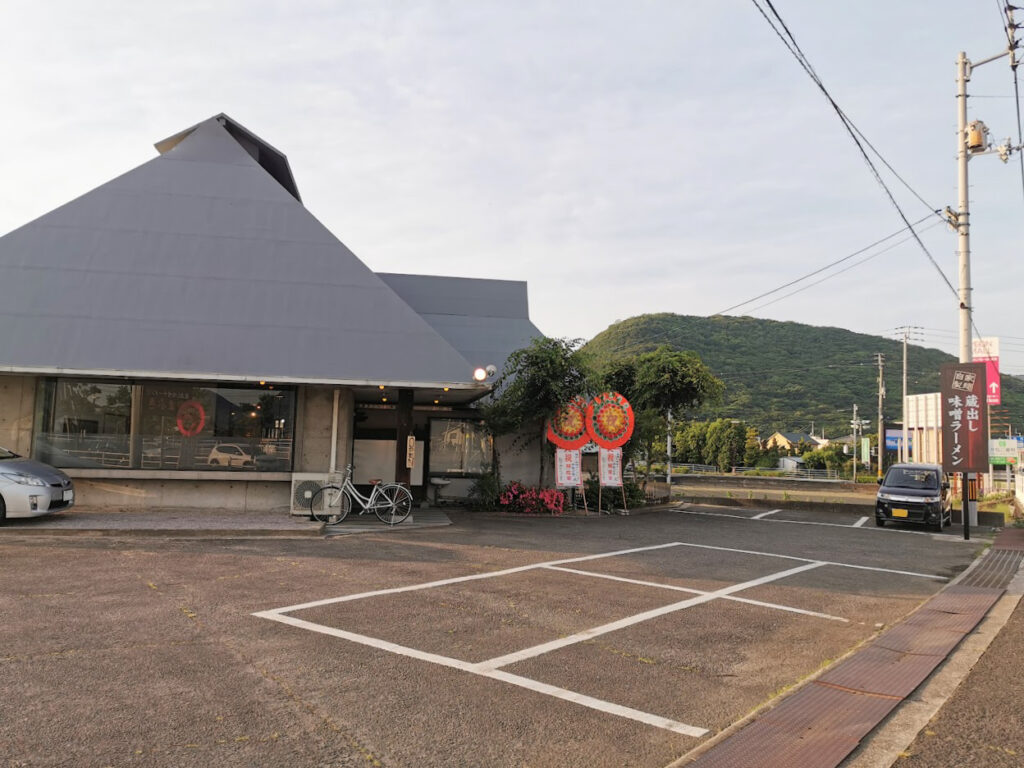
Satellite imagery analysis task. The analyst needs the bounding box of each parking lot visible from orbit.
[0,506,982,767]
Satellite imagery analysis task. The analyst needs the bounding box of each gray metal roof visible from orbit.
[378,273,544,377]
[0,115,486,389]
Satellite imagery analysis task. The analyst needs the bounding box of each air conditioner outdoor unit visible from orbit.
[290,473,330,515]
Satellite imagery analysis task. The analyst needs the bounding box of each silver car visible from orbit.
[0,446,75,520]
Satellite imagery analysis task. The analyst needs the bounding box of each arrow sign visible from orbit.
[972,337,1001,406]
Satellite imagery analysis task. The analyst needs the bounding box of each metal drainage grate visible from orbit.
[959,550,1024,589]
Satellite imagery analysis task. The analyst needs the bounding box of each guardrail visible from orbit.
[640,464,840,481]
[674,464,718,474]
[731,466,840,480]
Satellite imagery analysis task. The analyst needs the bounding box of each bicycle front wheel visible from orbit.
[374,484,413,525]
[310,485,351,524]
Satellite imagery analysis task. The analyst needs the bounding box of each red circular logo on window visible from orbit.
[176,400,206,437]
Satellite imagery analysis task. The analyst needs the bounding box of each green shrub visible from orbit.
[468,468,502,511]
[581,478,647,512]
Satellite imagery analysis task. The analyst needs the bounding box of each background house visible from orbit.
[763,432,821,454]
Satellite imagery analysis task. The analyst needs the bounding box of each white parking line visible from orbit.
[751,509,781,519]
[679,508,970,542]
[544,566,848,622]
[253,539,943,737]
[853,516,870,527]
[253,610,478,671]
[483,669,708,737]
[470,562,826,672]
[668,540,948,581]
[254,607,710,737]
[268,542,684,614]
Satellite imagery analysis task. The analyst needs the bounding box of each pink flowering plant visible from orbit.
[498,481,565,515]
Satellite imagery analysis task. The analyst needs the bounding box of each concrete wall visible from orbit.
[72,477,290,511]
[296,386,354,473]
[670,473,877,494]
[0,374,36,454]
[495,432,548,486]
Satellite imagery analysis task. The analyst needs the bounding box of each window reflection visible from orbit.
[33,380,131,468]
[138,383,293,471]
[429,419,492,476]
[33,379,295,472]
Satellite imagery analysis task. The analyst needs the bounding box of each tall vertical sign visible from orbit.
[971,337,1001,406]
[941,363,989,473]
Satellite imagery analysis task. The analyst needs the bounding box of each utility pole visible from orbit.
[947,38,1017,532]
[902,329,909,462]
[851,404,859,483]
[850,405,868,483]
[893,326,923,463]
[876,353,885,478]
[666,409,673,487]
[901,327,909,460]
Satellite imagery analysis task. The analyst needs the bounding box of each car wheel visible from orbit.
[210,459,221,466]
[0,494,6,525]
[875,516,885,527]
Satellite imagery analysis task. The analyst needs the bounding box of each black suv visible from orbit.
[875,463,952,531]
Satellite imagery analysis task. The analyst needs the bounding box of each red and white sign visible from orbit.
[555,448,583,488]
[972,337,1001,405]
[599,448,623,487]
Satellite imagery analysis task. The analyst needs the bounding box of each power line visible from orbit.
[750,0,959,303]
[744,219,945,313]
[997,0,1024,202]
[714,213,935,316]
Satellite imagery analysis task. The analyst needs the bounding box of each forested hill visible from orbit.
[582,313,1024,437]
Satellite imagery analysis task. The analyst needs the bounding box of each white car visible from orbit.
[207,443,255,468]
[0,446,75,520]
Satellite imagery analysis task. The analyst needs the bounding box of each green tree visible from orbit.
[760,443,781,468]
[479,337,592,486]
[601,346,723,478]
[676,421,708,464]
[743,427,762,466]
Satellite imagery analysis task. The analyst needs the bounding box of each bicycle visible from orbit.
[309,464,413,526]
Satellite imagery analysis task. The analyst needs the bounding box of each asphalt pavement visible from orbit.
[1,504,1021,767]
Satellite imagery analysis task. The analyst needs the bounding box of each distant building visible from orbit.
[905,393,942,465]
[778,455,806,471]
[764,432,821,453]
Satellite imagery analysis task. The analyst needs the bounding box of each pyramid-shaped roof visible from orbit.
[0,114,483,390]
[379,273,543,379]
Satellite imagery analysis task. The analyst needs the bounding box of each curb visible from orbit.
[840,553,1024,767]
[0,526,324,538]
[667,538,1024,768]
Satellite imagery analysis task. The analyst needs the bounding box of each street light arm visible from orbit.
[970,49,1011,68]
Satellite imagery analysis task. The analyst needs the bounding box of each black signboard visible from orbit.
[940,362,989,474]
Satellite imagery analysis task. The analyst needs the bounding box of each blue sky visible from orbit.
[2,1,1022,376]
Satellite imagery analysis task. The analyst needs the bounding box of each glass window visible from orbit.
[33,380,132,468]
[885,467,939,490]
[137,383,294,471]
[33,378,295,472]
[429,419,492,476]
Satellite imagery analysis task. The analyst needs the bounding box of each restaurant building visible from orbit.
[0,114,543,512]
